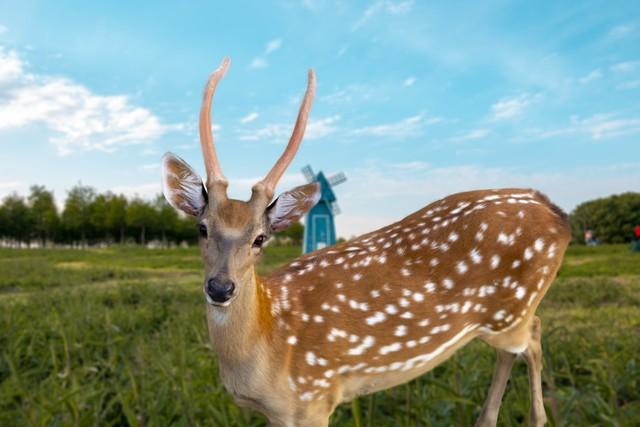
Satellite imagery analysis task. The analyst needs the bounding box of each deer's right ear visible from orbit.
[161,153,207,216]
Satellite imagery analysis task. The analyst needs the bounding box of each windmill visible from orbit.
[301,165,347,253]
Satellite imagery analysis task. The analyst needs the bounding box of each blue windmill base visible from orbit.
[303,200,337,253]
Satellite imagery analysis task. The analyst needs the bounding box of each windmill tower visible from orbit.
[302,165,347,254]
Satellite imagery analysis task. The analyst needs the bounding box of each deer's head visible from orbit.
[161,58,320,307]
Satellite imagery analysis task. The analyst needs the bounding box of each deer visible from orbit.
[161,57,571,427]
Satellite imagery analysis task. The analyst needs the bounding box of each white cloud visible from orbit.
[0,47,175,155]
[391,161,429,171]
[321,89,352,104]
[353,1,414,30]
[334,162,640,236]
[403,76,416,87]
[265,39,282,55]
[608,25,634,39]
[491,94,533,120]
[0,48,23,83]
[579,69,602,84]
[238,115,340,142]
[0,25,7,35]
[250,38,283,69]
[534,113,640,140]
[451,128,490,142]
[109,183,161,199]
[140,163,160,172]
[618,80,640,90]
[350,113,434,139]
[0,181,27,202]
[239,113,437,143]
[240,112,259,123]
[301,0,320,10]
[306,115,341,139]
[249,57,267,69]
[610,60,639,73]
[0,180,23,190]
[320,84,376,105]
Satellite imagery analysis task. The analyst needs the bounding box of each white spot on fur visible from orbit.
[366,312,386,325]
[456,261,468,274]
[394,325,408,337]
[348,336,375,355]
[490,254,500,269]
[524,247,534,260]
[424,281,436,293]
[385,304,398,315]
[379,342,402,355]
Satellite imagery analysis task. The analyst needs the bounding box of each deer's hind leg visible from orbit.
[522,316,547,427]
[475,315,547,427]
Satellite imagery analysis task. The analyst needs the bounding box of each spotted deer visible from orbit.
[161,57,571,427]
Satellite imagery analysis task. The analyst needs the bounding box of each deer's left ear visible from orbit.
[161,152,207,216]
[267,182,321,231]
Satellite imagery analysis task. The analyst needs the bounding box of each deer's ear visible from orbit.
[267,182,321,232]
[161,153,207,216]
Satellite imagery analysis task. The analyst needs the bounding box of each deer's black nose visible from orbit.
[205,277,236,304]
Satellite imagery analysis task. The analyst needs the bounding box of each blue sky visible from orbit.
[0,0,639,236]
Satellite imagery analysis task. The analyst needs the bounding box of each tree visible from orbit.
[62,184,96,246]
[275,221,304,245]
[0,193,32,245]
[126,198,156,245]
[89,194,109,241]
[570,192,640,244]
[154,195,178,245]
[103,194,127,244]
[28,186,59,246]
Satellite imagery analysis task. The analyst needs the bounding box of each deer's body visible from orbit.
[204,188,570,425]
[162,58,570,426]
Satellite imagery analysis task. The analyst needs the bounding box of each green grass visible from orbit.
[1,245,639,426]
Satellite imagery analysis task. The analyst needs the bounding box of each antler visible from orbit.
[254,69,316,199]
[199,57,230,187]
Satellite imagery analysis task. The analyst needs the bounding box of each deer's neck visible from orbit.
[205,269,274,363]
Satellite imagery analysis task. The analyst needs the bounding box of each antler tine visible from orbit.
[256,69,316,198]
[200,57,230,187]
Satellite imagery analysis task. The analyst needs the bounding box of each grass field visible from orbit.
[1,244,639,426]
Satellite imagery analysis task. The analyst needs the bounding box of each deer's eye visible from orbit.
[198,223,208,238]
[252,234,267,249]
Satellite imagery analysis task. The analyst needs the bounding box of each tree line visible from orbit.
[0,184,305,248]
[5,184,636,247]
[569,192,640,244]
[0,184,197,247]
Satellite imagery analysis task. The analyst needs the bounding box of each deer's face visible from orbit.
[198,199,265,306]
[162,154,320,307]
[161,57,318,307]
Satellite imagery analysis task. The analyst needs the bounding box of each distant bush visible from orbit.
[569,192,640,244]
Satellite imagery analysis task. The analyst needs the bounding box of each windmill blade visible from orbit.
[329,172,347,186]
[331,202,341,216]
[302,165,315,182]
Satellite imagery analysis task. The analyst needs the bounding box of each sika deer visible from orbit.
[161,57,571,427]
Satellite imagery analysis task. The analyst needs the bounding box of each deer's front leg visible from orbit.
[475,349,517,427]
